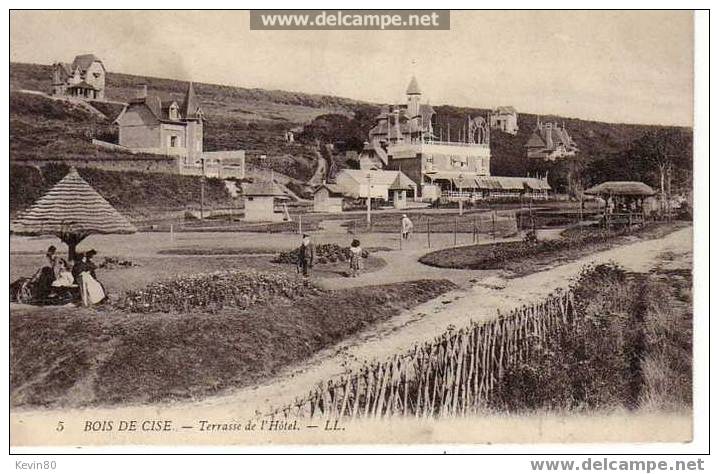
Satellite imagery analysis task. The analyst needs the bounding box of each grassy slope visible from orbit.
[489,261,692,412]
[10,162,230,218]
[10,279,456,408]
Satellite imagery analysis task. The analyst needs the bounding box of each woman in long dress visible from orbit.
[76,250,106,306]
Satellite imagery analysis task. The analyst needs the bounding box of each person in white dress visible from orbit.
[75,250,106,306]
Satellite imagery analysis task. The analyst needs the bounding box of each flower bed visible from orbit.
[419,223,681,271]
[114,270,317,313]
[273,243,368,265]
[98,256,139,269]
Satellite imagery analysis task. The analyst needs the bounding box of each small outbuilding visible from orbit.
[334,169,416,208]
[242,181,291,222]
[313,184,345,213]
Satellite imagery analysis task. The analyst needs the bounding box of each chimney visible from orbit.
[137,83,148,99]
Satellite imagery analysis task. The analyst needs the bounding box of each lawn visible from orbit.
[419,222,687,276]
[10,278,455,408]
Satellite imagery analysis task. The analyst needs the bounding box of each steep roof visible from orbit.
[11,169,136,237]
[55,62,73,77]
[118,94,190,125]
[72,54,104,72]
[525,132,547,149]
[493,106,517,115]
[67,81,99,90]
[584,181,655,196]
[406,76,421,95]
[525,122,578,152]
[242,181,290,198]
[476,176,552,191]
[338,169,415,187]
[314,184,344,196]
[181,82,202,120]
[389,172,416,190]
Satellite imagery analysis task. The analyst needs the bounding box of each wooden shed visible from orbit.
[242,181,291,222]
[313,184,344,213]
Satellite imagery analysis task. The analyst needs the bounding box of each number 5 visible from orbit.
[56,421,64,432]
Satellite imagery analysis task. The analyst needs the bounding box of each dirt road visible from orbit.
[10,227,692,433]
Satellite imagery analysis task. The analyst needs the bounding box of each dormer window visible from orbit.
[169,103,179,121]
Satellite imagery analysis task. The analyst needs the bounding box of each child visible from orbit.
[51,259,75,288]
[348,239,363,278]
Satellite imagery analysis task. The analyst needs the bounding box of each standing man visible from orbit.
[401,214,414,240]
[297,234,315,277]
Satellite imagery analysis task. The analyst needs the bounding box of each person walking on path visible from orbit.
[297,234,315,277]
[348,239,363,278]
[401,214,414,240]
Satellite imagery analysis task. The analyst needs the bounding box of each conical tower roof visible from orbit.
[11,168,137,237]
[406,76,421,95]
[181,81,202,119]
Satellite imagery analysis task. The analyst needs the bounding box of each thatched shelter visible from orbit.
[584,181,655,197]
[585,181,655,227]
[11,168,136,260]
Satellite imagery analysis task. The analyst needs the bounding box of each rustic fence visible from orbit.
[264,288,576,420]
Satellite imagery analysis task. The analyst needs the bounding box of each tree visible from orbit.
[626,128,693,209]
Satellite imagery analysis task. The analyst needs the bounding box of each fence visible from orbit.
[264,288,576,420]
[351,210,518,247]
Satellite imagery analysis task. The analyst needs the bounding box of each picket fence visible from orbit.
[265,289,577,420]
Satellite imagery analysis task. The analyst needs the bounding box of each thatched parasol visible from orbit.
[11,168,136,260]
[584,181,655,197]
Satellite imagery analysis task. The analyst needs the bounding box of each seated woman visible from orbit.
[51,259,75,288]
[74,250,107,306]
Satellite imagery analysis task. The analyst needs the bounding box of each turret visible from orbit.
[406,76,421,119]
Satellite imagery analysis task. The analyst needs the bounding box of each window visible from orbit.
[170,136,178,148]
[169,104,179,121]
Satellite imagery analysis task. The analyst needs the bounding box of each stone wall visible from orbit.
[13,156,181,174]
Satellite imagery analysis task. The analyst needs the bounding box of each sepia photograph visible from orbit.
[5,7,708,460]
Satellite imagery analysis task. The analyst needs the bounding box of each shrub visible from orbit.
[274,243,368,264]
[115,270,318,313]
[488,264,667,412]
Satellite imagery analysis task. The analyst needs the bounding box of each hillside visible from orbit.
[10,62,364,182]
[10,61,692,203]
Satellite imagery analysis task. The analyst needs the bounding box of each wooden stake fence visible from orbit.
[264,288,577,420]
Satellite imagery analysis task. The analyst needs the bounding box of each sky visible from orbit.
[10,10,694,126]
